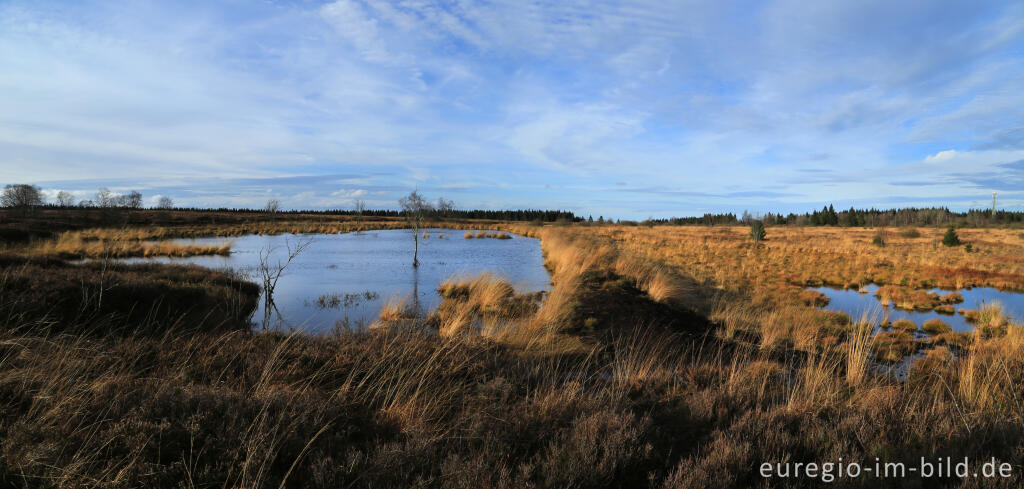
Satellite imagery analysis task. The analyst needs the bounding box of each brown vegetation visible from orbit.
[923,318,953,335]
[2,215,1024,487]
[23,231,232,259]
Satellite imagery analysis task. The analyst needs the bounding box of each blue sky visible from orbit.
[1,0,1023,218]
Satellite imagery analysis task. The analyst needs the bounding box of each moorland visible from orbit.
[2,206,1024,488]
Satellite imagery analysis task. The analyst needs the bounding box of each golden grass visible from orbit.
[436,273,517,337]
[553,223,1024,428]
[25,231,232,259]
[610,327,683,392]
[557,224,1024,357]
[6,219,1024,486]
[590,225,1024,293]
[371,295,419,329]
[922,318,952,335]
[461,229,517,240]
[845,316,875,387]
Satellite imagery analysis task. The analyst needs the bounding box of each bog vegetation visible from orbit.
[1,206,1023,488]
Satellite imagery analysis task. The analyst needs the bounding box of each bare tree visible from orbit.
[436,197,454,218]
[78,199,94,207]
[265,198,281,214]
[353,199,367,234]
[257,236,314,330]
[125,191,143,209]
[97,188,115,207]
[1,184,43,210]
[56,190,75,207]
[156,196,174,209]
[741,210,753,225]
[399,190,433,267]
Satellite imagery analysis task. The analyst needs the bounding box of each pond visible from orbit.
[120,228,551,332]
[809,284,1024,333]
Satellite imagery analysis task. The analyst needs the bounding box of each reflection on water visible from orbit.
[120,228,551,332]
[809,284,1024,332]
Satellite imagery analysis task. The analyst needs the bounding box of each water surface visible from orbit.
[122,229,551,332]
[809,284,1024,333]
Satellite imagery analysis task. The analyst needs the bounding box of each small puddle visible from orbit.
[808,284,1024,332]
[115,228,552,332]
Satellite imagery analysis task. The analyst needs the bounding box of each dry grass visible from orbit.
[5,217,1024,487]
[25,231,232,259]
[845,318,874,387]
[371,295,420,329]
[434,273,527,338]
[591,225,1024,293]
[923,318,953,335]
[568,224,1024,357]
[461,230,513,240]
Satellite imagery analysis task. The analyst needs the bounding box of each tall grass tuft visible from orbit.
[845,315,875,387]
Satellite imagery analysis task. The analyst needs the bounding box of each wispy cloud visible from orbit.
[1,0,1023,217]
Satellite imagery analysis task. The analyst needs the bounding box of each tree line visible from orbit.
[649,205,1024,228]
[11,182,1015,227]
[1,184,576,222]
[1,184,173,210]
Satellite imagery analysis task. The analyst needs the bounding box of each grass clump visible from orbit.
[898,227,921,238]
[372,295,420,329]
[871,330,918,362]
[892,318,918,332]
[797,289,829,307]
[922,318,952,335]
[464,230,513,240]
[978,302,1008,327]
[874,285,960,311]
[963,309,981,323]
[434,273,542,338]
[908,347,954,387]
[931,331,973,349]
[314,290,378,309]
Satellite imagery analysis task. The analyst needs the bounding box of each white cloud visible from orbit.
[926,150,959,162]
[2,0,1023,217]
[320,0,390,63]
[331,188,369,199]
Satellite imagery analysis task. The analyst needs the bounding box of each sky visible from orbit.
[1,0,1023,219]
